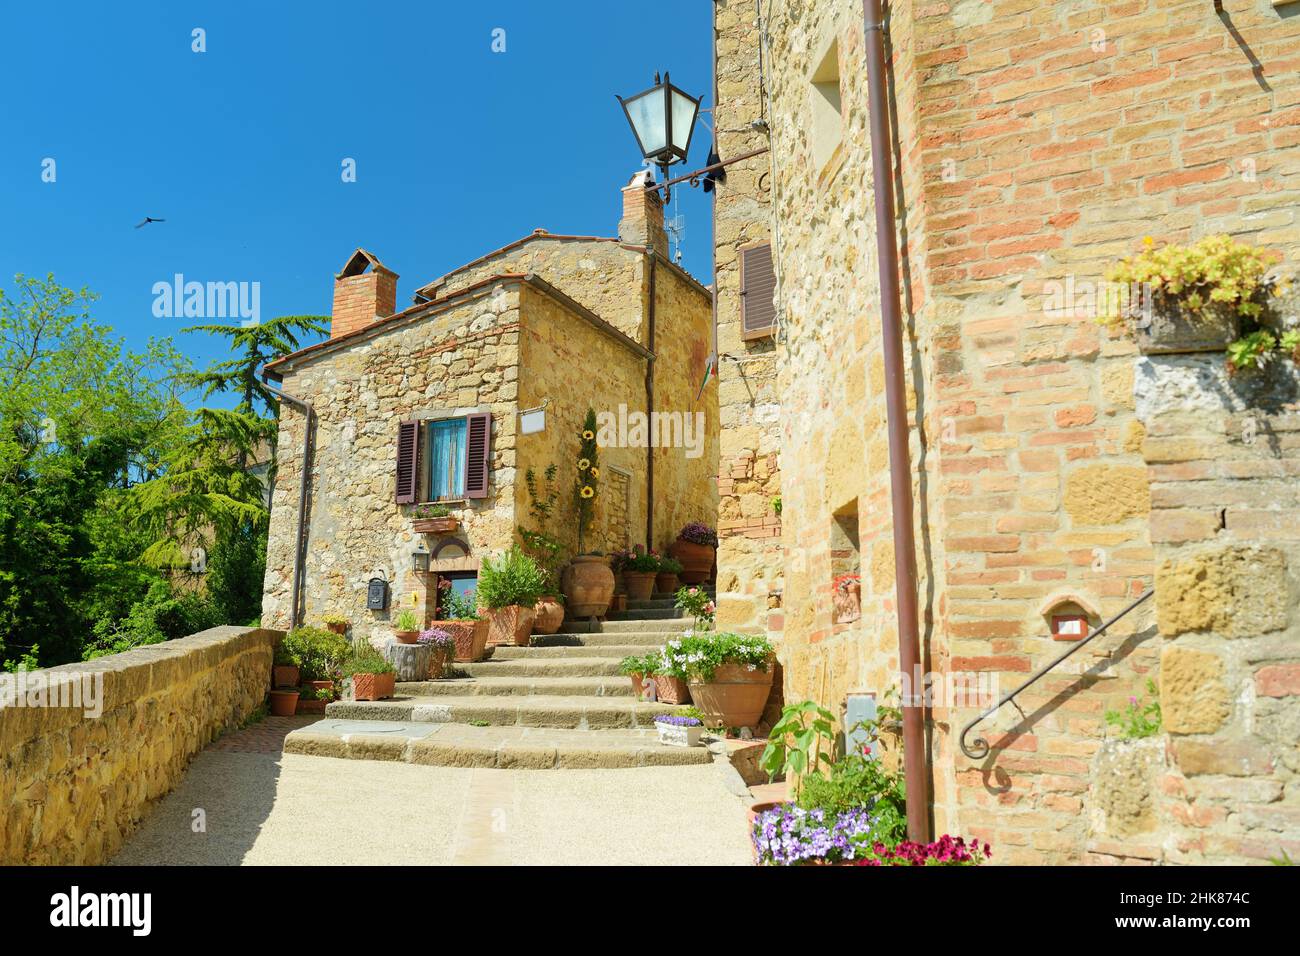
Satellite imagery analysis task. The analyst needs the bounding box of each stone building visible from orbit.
[260,180,718,641]
[713,0,1300,863]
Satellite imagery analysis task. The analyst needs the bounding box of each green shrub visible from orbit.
[341,646,394,677]
[282,626,350,682]
[476,546,546,609]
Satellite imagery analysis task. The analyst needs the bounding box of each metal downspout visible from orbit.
[863,0,930,843]
[261,369,314,630]
[645,255,657,548]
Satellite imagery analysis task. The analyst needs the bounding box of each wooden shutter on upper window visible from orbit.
[463,412,492,499]
[740,242,777,339]
[395,420,420,504]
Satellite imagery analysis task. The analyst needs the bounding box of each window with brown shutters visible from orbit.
[395,420,420,504]
[463,412,492,499]
[740,242,777,340]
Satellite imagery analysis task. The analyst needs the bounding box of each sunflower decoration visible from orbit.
[575,408,600,553]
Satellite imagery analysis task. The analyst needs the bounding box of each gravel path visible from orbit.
[111,750,753,866]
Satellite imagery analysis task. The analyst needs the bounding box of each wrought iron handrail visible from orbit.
[958,588,1155,759]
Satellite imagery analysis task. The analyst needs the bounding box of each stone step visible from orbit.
[606,608,686,621]
[459,658,622,678]
[491,644,654,660]
[556,617,692,634]
[325,694,676,730]
[396,676,635,698]
[625,598,680,610]
[531,631,678,648]
[285,719,712,769]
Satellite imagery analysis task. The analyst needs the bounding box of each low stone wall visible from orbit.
[0,626,279,865]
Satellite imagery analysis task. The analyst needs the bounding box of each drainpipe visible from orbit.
[260,368,315,629]
[644,255,657,548]
[863,0,930,843]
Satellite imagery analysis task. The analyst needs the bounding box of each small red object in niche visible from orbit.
[1052,613,1089,642]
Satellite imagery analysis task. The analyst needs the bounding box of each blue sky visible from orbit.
[0,0,714,388]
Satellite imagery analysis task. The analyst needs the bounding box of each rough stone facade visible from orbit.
[716,0,1300,862]
[0,626,276,865]
[262,190,718,641]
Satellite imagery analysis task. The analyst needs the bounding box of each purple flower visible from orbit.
[654,715,702,727]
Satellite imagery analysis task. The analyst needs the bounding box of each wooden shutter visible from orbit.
[395,420,420,504]
[740,242,777,339]
[463,412,492,499]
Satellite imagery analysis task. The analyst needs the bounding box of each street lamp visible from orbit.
[617,71,701,201]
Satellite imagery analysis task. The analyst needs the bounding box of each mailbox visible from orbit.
[366,577,389,611]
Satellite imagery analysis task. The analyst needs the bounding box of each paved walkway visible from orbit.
[111,717,754,866]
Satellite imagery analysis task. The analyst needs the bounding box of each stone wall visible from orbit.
[0,626,277,865]
[1129,356,1300,864]
[714,0,784,645]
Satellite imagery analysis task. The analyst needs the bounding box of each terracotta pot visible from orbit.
[561,555,614,617]
[610,593,627,614]
[532,596,565,635]
[671,539,716,584]
[653,675,691,705]
[395,630,420,645]
[412,517,459,534]
[655,572,680,595]
[325,621,347,635]
[352,672,395,701]
[272,664,300,689]
[427,646,455,680]
[308,679,335,697]
[623,570,656,601]
[628,672,645,700]
[296,698,327,714]
[689,662,774,728]
[268,689,299,717]
[442,619,488,662]
[612,571,627,595]
[487,605,535,647]
[748,800,791,865]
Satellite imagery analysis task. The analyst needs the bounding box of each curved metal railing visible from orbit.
[958,588,1155,760]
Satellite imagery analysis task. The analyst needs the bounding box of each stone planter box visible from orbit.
[412,517,459,534]
[655,719,705,748]
[1135,299,1240,355]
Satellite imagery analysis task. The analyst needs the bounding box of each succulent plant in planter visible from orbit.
[342,647,396,701]
[478,546,546,646]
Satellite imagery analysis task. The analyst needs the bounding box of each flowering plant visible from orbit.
[436,578,479,621]
[417,628,456,653]
[674,585,715,632]
[623,547,662,573]
[657,631,773,682]
[574,409,599,552]
[653,714,702,727]
[412,502,452,519]
[853,834,990,866]
[677,522,718,548]
[608,547,636,573]
[752,805,876,866]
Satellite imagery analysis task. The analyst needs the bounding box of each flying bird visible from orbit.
[134,217,166,229]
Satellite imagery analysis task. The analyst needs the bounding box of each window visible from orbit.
[394,412,492,504]
[809,38,842,172]
[438,571,479,614]
[427,418,467,500]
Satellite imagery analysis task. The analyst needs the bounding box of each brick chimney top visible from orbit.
[331,248,398,340]
[618,171,668,257]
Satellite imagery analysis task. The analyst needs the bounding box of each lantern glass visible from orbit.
[621,87,668,159]
[412,546,430,573]
[669,86,698,156]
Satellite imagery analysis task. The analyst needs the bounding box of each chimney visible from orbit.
[618,171,669,258]
[331,248,398,339]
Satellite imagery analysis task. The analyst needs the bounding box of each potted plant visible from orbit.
[655,713,706,748]
[655,556,683,595]
[283,626,349,701]
[618,651,660,701]
[478,545,546,646]
[649,644,691,705]
[436,579,489,663]
[272,641,300,689]
[268,687,300,717]
[322,613,348,636]
[418,627,458,680]
[670,522,718,584]
[621,547,660,602]
[1104,234,1281,355]
[412,502,458,534]
[561,410,615,617]
[662,631,775,728]
[675,585,716,634]
[295,681,335,715]
[343,646,396,701]
[393,608,421,644]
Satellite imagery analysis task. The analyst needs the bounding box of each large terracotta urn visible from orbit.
[688,662,774,729]
[670,539,715,584]
[532,596,565,634]
[443,619,488,662]
[561,555,614,618]
[487,605,535,647]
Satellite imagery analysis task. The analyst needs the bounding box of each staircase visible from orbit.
[284,590,714,769]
